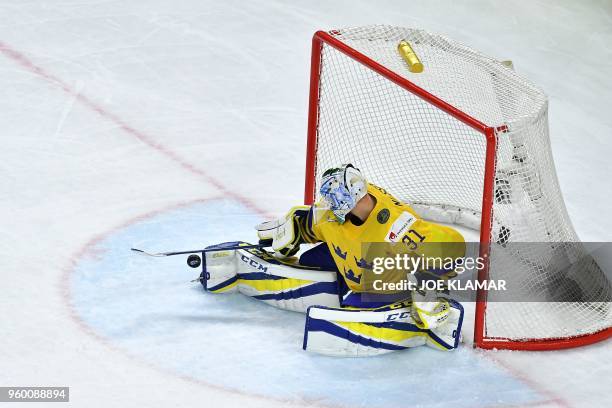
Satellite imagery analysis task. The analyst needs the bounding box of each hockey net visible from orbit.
[303,25,611,350]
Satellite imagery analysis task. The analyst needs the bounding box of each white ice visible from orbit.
[1,1,611,407]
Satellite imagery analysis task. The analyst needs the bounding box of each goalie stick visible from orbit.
[130,241,271,257]
[131,241,273,270]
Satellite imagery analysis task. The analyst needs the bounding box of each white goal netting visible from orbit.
[309,25,611,347]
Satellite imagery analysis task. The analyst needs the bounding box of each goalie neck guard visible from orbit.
[319,164,367,223]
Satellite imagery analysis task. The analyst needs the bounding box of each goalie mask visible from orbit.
[319,164,367,223]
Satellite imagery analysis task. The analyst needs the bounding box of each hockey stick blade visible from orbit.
[130,248,172,257]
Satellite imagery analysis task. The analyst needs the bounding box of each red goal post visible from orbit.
[302,26,612,350]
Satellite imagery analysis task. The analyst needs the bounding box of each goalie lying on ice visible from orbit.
[199,164,466,356]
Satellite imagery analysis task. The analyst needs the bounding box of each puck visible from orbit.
[187,254,202,268]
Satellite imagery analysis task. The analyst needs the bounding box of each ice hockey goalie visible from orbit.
[200,164,465,357]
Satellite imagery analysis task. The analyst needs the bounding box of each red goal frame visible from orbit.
[302,30,612,351]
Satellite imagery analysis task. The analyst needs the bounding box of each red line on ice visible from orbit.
[474,350,572,408]
[0,41,268,218]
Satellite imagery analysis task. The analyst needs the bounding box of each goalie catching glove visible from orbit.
[255,206,312,258]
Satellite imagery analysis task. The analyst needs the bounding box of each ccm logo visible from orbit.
[386,311,410,321]
[240,255,268,272]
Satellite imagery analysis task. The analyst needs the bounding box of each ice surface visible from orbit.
[72,200,541,408]
[1,1,611,407]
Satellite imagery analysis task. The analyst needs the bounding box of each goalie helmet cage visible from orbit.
[302,26,612,350]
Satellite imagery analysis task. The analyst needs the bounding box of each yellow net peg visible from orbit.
[398,40,423,73]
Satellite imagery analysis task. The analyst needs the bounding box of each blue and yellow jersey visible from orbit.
[300,184,465,292]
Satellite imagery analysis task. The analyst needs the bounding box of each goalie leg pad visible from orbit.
[303,300,464,356]
[201,242,340,312]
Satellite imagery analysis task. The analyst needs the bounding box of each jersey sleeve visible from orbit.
[300,204,325,243]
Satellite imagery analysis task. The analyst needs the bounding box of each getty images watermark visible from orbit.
[368,252,506,292]
[356,241,612,304]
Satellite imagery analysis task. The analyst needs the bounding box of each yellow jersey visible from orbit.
[301,184,465,292]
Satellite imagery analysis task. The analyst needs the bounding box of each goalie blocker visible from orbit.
[199,241,464,356]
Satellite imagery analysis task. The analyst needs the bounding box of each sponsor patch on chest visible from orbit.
[385,211,417,242]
